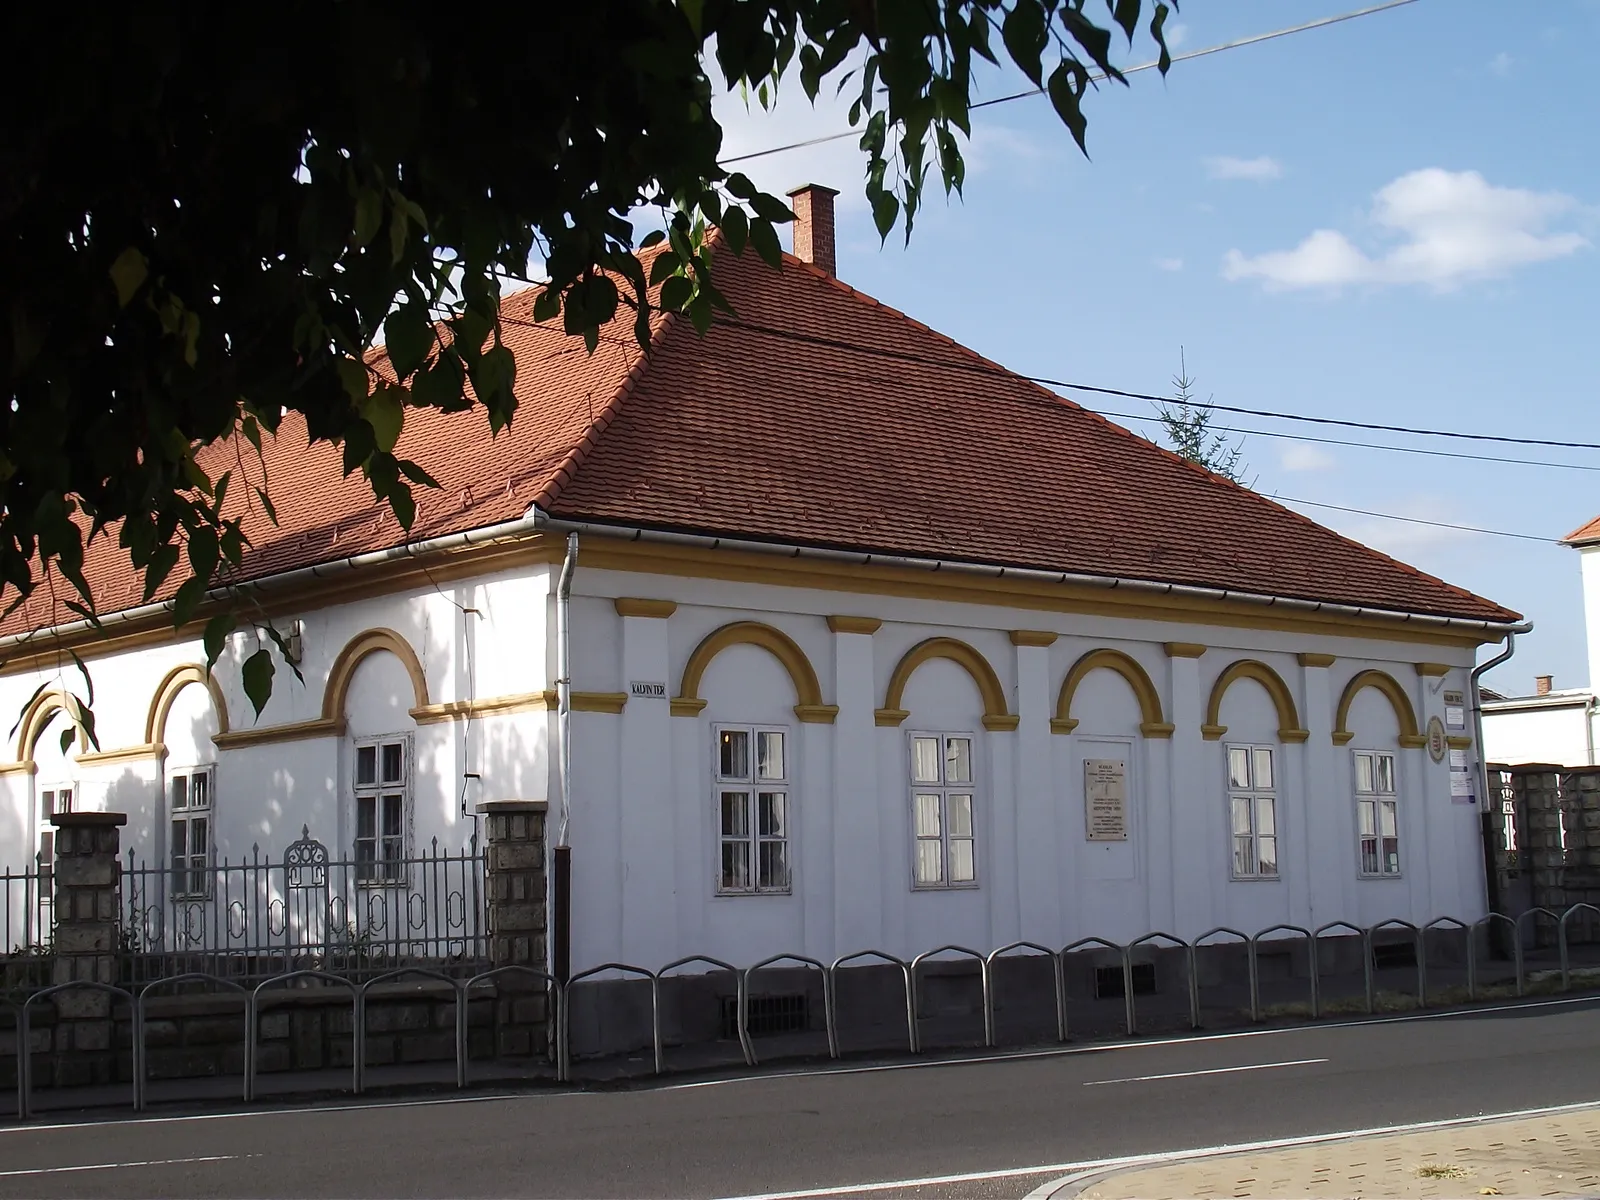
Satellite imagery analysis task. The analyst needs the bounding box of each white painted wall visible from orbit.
[0,550,1491,972]
[1482,698,1596,769]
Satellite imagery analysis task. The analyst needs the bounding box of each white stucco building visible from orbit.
[0,187,1527,970]
[1480,515,1600,769]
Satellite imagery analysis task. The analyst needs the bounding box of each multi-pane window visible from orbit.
[168,767,214,897]
[38,783,73,882]
[1355,751,1401,876]
[1226,745,1279,880]
[715,726,790,894]
[355,736,410,884]
[910,734,977,889]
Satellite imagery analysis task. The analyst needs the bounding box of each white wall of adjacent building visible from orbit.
[1481,541,1600,770]
[1,550,1492,968]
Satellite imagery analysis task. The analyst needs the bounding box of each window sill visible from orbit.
[713,889,793,898]
[1228,875,1283,884]
[911,883,981,892]
[1356,873,1405,881]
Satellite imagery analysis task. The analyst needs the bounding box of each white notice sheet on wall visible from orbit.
[1084,759,1128,841]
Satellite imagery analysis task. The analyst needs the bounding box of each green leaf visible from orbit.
[241,415,262,453]
[384,303,434,379]
[868,188,900,240]
[1047,61,1090,153]
[532,286,562,323]
[1112,0,1141,43]
[362,383,405,453]
[398,459,440,489]
[109,247,148,307]
[68,648,95,708]
[241,647,275,717]
[388,481,416,530]
[659,274,693,312]
[353,187,383,248]
[748,217,782,268]
[337,356,370,403]
[679,0,703,35]
[60,726,75,756]
[172,575,208,627]
[725,172,759,200]
[1002,0,1048,87]
[260,623,304,684]
[749,193,794,224]
[720,206,749,255]
[10,682,48,740]
[649,250,684,286]
[254,487,278,525]
[142,542,180,602]
[203,612,236,670]
[638,229,667,250]
[1150,3,1172,73]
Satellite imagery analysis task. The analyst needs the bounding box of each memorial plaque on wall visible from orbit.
[1084,759,1128,841]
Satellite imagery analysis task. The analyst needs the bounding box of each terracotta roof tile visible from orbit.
[1,246,1519,638]
[1564,515,1600,546]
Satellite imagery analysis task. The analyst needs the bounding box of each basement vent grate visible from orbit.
[1095,963,1157,999]
[1371,941,1418,970]
[721,994,809,1039]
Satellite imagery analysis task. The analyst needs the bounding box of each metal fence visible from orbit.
[1,859,52,991]
[4,904,1600,1121]
[119,827,488,983]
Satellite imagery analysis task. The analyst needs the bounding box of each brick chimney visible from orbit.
[787,184,839,277]
[1536,674,1554,696]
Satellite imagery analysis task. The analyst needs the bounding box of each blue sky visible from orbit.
[709,0,1600,694]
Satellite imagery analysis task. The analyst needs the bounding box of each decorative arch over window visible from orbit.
[145,664,232,746]
[324,628,431,722]
[1332,669,1425,748]
[1203,660,1309,743]
[673,621,838,723]
[877,637,1018,732]
[1052,648,1173,737]
[11,686,78,767]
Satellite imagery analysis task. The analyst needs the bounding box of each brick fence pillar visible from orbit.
[50,810,127,1085]
[478,800,549,1056]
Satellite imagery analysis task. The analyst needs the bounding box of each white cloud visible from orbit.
[1333,495,1481,559]
[1155,257,1184,272]
[1165,22,1189,49]
[1490,51,1514,77]
[1279,443,1336,472]
[1205,155,1283,182]
[1223,168,1591,292]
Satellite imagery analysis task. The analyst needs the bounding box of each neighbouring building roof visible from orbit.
[1,239,1520,638]
[1564,515,1600,546]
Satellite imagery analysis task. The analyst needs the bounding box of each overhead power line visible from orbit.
[714,317,1600,453]
[723,0,1423,166]
[1095,409,1600,474]
[1274,497,1559,545]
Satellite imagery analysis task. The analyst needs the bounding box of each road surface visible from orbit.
[2,995,1596,1198]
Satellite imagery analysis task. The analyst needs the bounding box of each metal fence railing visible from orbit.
[4,903,1600,1121]
[118,827,488,984]
[1,858,52,991]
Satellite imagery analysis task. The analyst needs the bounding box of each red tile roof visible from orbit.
[1,244,1519,638]
[1564,515,1600,546]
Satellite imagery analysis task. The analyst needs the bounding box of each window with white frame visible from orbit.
[715,726,790,894]
[38,782,73,881]
[1354,750,1401,876]
[910,733,977,889]
[354,736,411,884]
[168,767,214,898]
[1226,745,1279,880]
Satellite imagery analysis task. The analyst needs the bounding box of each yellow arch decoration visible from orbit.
[1052,649,1173,738]
[1203,659,1309,743]
[673,621,838,724]
[1332,669,1425,748]
[877,637,1018,732]
[14,686,77,764]
[325,628,431,722]
[145,664,231,746]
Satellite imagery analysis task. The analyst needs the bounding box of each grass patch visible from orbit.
[1417,1164,1470,1180]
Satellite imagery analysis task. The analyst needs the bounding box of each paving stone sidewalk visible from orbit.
[1066,1106,1600,1199]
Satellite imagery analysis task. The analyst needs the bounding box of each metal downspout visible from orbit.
[553,533,578,985]
[1471,631,1524,926]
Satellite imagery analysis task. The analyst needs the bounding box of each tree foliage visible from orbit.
[1,1,1173,713]
[1157,351,1252,486]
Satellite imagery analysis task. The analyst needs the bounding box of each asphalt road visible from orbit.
[2,995,1597,1199]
